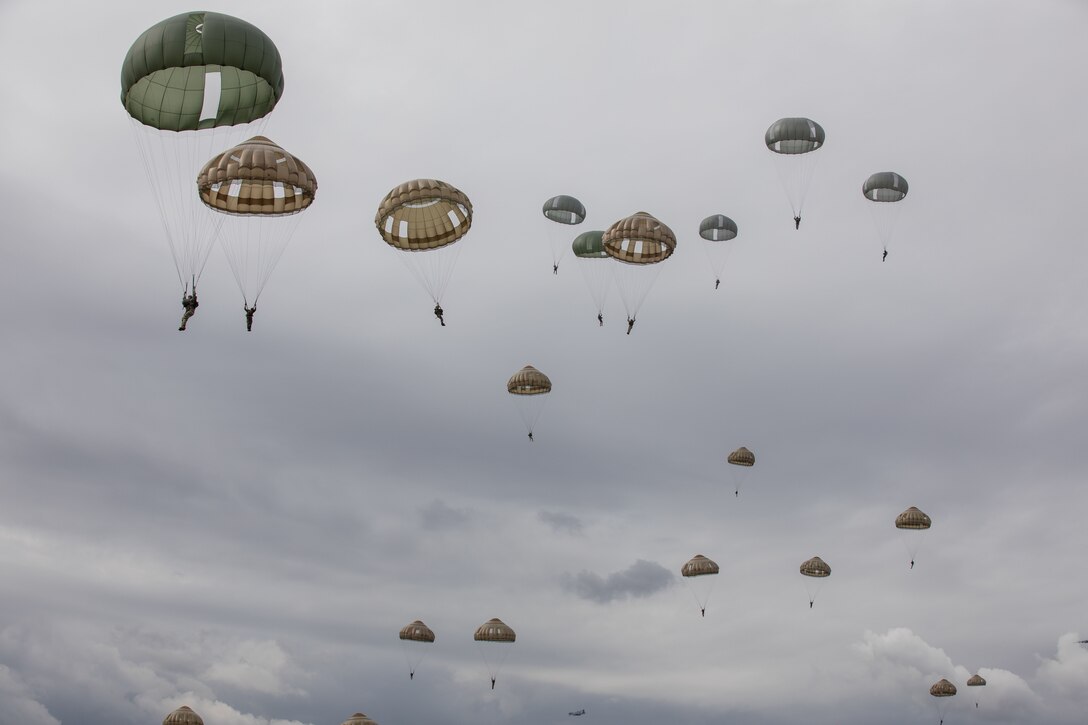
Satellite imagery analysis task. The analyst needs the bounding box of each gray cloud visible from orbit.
[561,560,674,603]
[418,499,472,530]
[537,510,584,535]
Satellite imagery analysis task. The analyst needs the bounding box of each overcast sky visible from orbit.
[2,1,1088,724]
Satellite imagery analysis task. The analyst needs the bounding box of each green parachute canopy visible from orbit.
[121,11,284,131]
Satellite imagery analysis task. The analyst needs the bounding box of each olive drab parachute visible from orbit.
[474,618,515,689]
[507,365,552,440]
[122,12,284,307]
[601,211,677,331]
[930,678,957,724]
[399,619,436,680]
[163,706,204,725]
[895,506,931,570]
[197,136,316,329]
[863,172,909,260]
[765,117,825,228]
[699,215,739,289]
[967,673,986,709]
[681,554,720,617]
[375,179,473,321]
[571,230,613,325]
[726,446,755,497]
[542,195,586,273]
[799,556,831,608]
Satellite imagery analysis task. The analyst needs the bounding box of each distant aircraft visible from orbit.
[568,709,586,716]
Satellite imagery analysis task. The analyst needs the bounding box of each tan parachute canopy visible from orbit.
[602,211,677,264]
[967,674,986,687]
[728,446,755,467]
[375,179,473,251]
[198,136,316,214]
[896,506,932,530]
[800,556,831,578]
[400,620,436,642]
[930,678,957,697]
[163,706,203,725]
[475,618,516,642]
[507,365,552,395]
[341,713,380,725]
[682,554,719,577]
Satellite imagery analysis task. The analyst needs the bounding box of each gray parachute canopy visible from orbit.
[163,706,204,725]
[728,446,755,466]
[765,117,825,154]
[800,556,831,578]
[699,215,738,242]
[967,674,986,687]
[895,506,932,530]
[682,554,720,577]
[930,679,957,697]
[863,172,909,202]
[543,195,587,225]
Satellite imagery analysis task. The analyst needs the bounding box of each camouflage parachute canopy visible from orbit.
[475,618,516,642]
[572,230,607,258]
[728,446,755,467]
[800,556,831,578]
[863,172,909,202]
[699,214,738,242]
[341,713,380,725]
[375,179,473,251]
[121,12,284,131]
[543,195,587,225]
[163,706,204,725]
[930,679,957,697]
[399,620,436,643]
[765,117,825,155]
[602,211,677,265]
[681,554,720,577]
[895,506,932,530]
[507,365,552,395]
[967,674,987,687]
[197,136,316,215]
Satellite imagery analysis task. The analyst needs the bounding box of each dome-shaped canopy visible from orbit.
[198,136,316,215]
[375,179,473,251]
[602,211,677,265]
[507,365,552,395]
[895,506,932,530]
[341,713,380,725]
[765,117,825,154]
[699,215,738,242]
[681,554,720,577]
[727,446,755,466]
[399,620,436,642]
[800,556,831,578]
[967,674,986,687]
[163,706,204,725]
[543,195,586,225]
[572,230,607,258]
[930,679,957,697]
[863,172,909,202]
[121,12,284,131]
[474,618,516,642]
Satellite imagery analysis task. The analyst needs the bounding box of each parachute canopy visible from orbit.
[121,12,284,131]
[572,230,607,258]
[507,365,552,395]
[198,136,316,214]
[164,706,204,725]
[602,211,676,264]
[930,679,957,697]
[895,506,932,530]
[728,446,755,467]
[863,172,909,202]
[800,556,831,578]
[341,714,379,725]
[399,620,436,643]
[375,179,473,251]
[543,195,587,225]
[765,118,825,155]
[699,215,738,242]
[682,554,719,577]
[967,674,986,687]
[475,618,516,642]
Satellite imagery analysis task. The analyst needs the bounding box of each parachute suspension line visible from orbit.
[219,210,303,305]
